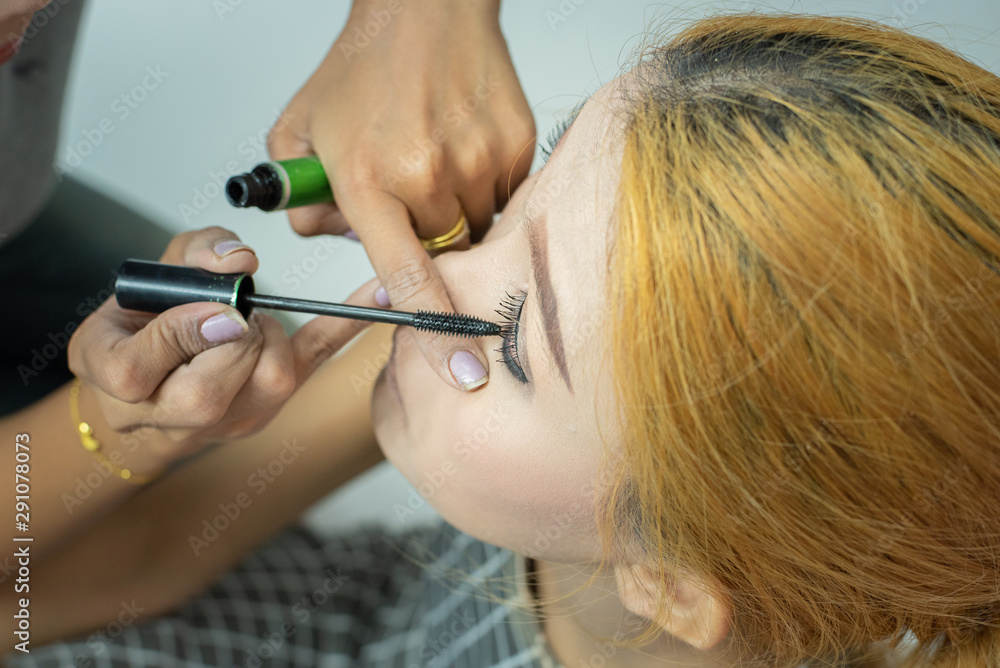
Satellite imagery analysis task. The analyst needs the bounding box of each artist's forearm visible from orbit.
[343,0,502,43]
[349,0,501,17]
[7,325,392,650]
[0,382,174,562]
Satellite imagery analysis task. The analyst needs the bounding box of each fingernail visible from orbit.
[343,229,360,242]
[201,312,248,343]
[374,286,390,308]
[449,350,488,391]
[214,240,255,257]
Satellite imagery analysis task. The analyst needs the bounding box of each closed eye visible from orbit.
[495,290,528,383]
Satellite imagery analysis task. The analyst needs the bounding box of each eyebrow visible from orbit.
[527,210,574,393]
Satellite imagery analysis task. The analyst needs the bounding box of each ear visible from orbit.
[614,562,732,650]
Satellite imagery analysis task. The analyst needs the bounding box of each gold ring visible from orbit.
[419,214,469,251]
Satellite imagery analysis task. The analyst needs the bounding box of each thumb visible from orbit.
[290,278,380,382]
[80,301,251,403]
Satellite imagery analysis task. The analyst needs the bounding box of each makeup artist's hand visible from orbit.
[65,227,367,470]
[268,0,534,392]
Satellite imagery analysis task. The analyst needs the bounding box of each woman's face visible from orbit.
[372,76,627,563]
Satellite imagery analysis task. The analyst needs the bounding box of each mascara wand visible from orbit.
[114,259,500,338]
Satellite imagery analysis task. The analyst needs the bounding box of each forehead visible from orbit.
[523,78,628,218]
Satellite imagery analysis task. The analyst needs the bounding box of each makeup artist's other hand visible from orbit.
[66,228,300,468]
[268,0,534,392]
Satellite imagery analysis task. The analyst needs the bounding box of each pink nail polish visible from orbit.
[201,313,247,343]
[214,240,255,257]
[374,286,390,308]
[449,351,488,391]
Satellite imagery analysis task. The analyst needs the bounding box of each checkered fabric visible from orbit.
[6,520,562,667]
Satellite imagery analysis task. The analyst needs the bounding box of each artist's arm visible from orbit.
[0,222,380,565]
[0,228,301,560]
[1,324,392,650]
[269,0,533,388]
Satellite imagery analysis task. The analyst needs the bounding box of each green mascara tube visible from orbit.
[225,156,333,211]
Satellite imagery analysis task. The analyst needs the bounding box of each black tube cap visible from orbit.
[225,164,282,211]
[114,259,255,318]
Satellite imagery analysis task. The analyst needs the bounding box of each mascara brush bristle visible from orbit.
[412,310,501,338]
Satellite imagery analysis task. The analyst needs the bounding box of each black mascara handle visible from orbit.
[115,260,256,319]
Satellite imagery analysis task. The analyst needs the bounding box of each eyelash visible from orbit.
[494,290,528,383]
[539,99,587,164]
[539,117,573,164]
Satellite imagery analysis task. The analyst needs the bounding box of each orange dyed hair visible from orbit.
[605,14,1000,667]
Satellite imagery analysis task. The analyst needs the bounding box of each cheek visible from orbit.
[483,418,601,523]
[427,398,604,554]
[377,356,606,558]
[401,392,510,501]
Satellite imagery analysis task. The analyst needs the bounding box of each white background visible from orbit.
[59,0,1000,534]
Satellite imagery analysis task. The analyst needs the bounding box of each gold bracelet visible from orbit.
[69,378,160,485]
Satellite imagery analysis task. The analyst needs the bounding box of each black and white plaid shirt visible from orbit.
[6,520,563,667]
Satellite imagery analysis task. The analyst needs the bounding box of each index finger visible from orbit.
[335,190,493,393]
